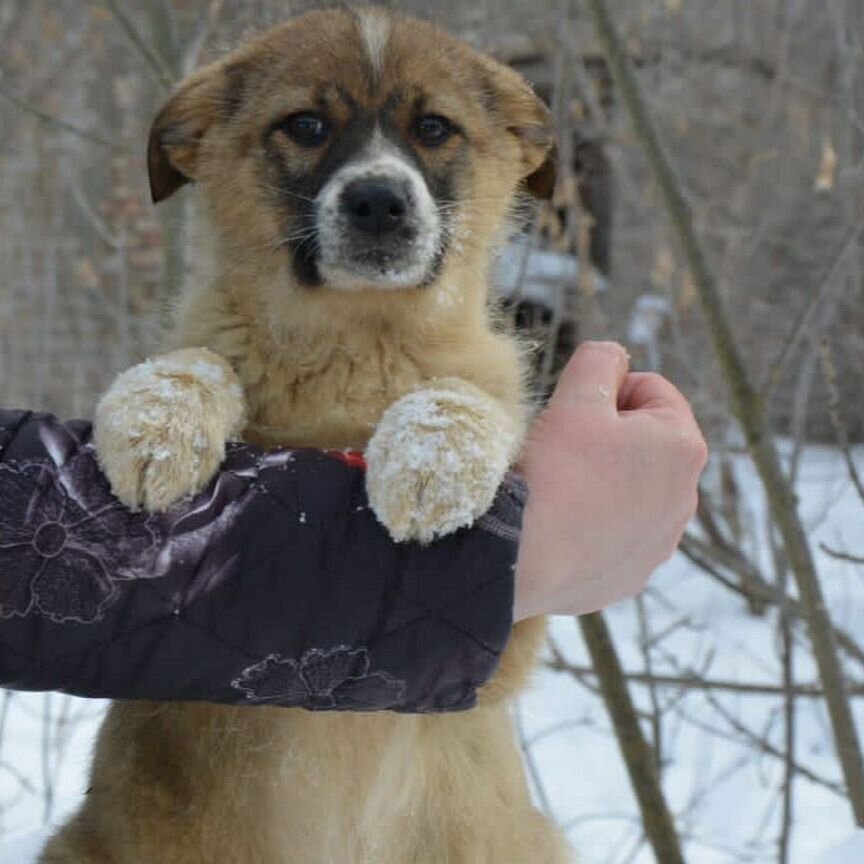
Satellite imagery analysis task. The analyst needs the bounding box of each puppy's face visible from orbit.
[148,8,555,296]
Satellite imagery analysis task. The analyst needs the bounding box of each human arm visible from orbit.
[0,343,707,710]
[0,409,521,713]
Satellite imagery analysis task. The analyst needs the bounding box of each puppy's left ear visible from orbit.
[486,63,558,200]
[147,61,237,204]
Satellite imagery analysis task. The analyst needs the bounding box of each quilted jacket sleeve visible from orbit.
[0,410,524,713]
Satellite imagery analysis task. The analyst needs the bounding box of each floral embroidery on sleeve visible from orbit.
[231,647,406,710]
[0,455,160,625]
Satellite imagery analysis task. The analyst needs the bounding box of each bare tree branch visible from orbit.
[769,521,796,864]
[578,613,685,864]
[635,595,664,773]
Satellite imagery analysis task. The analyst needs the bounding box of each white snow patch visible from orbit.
[187,360,226,385]
[0,829,48,864]
[819,830,864,863]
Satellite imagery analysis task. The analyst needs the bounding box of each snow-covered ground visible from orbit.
[2,445,862,863]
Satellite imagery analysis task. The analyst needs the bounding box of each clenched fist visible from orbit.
[514,342,708,620]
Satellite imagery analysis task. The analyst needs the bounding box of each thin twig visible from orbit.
[680,533,864,669]
[0,84,114,149]
[102,0,175,89]
[703,690,846,797]
[41,692,53,825]
[549,641,664,724]
[820,544,864,566]
[515,701,555,819]
[673,702,845,798]
[546,656,864,699]
[71,186,121,249]
[694,492,768,614]
[761,229,858,403]
[818,338,864,507]
[779,620,795,864]
[635,595,664,773]
[182,0,226,75]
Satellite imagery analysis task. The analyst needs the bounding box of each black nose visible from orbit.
[343,180,408,236]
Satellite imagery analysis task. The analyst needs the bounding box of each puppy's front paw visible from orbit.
[366,380,520,544]
[93,348,245,512]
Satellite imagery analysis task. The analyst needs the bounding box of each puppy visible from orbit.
[41,8,571,863]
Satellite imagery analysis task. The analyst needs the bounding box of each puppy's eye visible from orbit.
[414,115,456,147]
[278,112,331,147]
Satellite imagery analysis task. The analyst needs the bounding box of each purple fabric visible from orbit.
[0,410,523,713]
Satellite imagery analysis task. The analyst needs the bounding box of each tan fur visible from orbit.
[41,8,571,863]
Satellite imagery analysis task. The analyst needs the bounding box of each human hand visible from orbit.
[513,342,708,620]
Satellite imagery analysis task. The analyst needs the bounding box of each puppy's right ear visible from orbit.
[147,62,239,204]
[476,57,558,201]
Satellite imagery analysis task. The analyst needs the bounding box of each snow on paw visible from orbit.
[93,348,246,512]
[366,381,520,544]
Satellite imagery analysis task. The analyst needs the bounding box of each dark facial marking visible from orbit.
[291,237,323,287]
[259,86,473,288]
[262,110,381,286]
